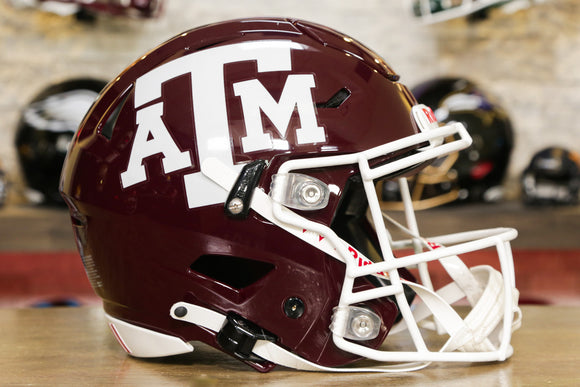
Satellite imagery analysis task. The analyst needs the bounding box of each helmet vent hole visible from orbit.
[99,90,130,140]
[315,88,351,109]
[190,255,275,289]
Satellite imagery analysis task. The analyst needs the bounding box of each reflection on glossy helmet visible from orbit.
[521,147,580,205]
[16,78,106,205]
[60,18,521,373]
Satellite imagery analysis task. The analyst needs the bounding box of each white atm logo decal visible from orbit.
[119,40,326,209]
[235,74,325,153]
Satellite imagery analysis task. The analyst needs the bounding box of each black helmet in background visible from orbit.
[15,78,106,205]
[411,77,514,204]
[521,147,580,206]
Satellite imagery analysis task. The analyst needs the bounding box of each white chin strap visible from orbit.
[382,211,522,353]
[392,266,521,353]
[178,156,521,372]
[168,257,521,372]
[169,301,430,373]
[169,259,521,372]
[195,115,519,372]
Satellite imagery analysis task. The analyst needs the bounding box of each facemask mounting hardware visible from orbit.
[227,198,244,215]
[224,159,267,219]
[270,173,330,210]
[173,305,188,318]
[283,297,305,319]
[217,313,277,362]
[299,181,323,206]
[331,306,382,341]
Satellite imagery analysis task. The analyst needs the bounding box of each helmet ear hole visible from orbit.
[189,255,275,289]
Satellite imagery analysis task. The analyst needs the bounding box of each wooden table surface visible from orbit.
[0,305,578,386]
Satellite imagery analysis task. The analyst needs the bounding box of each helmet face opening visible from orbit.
[60,18,520,373]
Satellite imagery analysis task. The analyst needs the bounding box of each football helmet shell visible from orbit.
[411,77,514,203]
[409,0,511,24]
[521,147,580,205]
[9,0,163,18]
[74,0,162,18]
[60,18,520,372]
[16,78,107,205]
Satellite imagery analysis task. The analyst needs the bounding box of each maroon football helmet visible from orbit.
[60,18,521,372]
[9,0,162,18]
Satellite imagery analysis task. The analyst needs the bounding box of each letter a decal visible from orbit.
[120,103,192,188]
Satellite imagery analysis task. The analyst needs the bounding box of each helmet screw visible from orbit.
[299,182,322,206]
[227,198,244,215]
[283,297,305,319]
[174,306,188,318]
[351,314,374,339]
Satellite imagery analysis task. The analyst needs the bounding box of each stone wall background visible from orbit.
[0,0,578,203]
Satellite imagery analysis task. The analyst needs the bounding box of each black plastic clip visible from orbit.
[224,160,267,219]
[216,313,277,362]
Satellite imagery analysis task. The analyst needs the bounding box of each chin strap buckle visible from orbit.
[217,313,277,362]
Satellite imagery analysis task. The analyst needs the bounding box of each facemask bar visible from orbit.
[269,118,520,365]
[351,168,520,362]
[377,147,460,211]
[200,107,519,370]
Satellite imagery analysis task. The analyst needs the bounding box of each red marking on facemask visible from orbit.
[427,241,442,249]
[423,107,437,123]
[348,246,358,258]
[348,246,388,277]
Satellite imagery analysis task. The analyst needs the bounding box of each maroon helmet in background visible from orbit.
[60,18,521,372]
[75,0,162,18]
[8,0,163,19]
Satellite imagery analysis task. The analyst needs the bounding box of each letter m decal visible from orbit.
[234,74,326,153]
